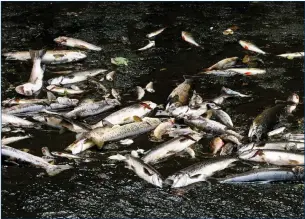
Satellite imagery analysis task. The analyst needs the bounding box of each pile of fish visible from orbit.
[2,28,304,188]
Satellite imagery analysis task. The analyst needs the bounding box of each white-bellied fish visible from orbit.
[239,40,266,54]
[138,40,155,51]
[146,27,166,38]
[2,145,72,176]
[54,36,102,51]
[221,87,251,98]
[238,141,304,153]
[48,69,107,85]
[46,85,84,95]
[136,86,145,100]
[267,127,286,137]
[2,135,32,145]
[181,31,201,47]
[152,118,175,140]
[2,113,35,127]
[165,157,238,188]
[277,52,304,59]
[204,57,239,71]
[51,151,81,159]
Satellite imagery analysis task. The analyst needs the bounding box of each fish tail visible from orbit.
[46,164,72,176]
[29,49,47,61]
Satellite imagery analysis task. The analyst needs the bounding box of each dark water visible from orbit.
[1,2,304,218]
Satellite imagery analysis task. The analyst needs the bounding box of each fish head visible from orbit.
[54,36,68,44]
[15,83,34,96]
[210,137,225,154]
[287,93,299,105]
[166,173,190,188]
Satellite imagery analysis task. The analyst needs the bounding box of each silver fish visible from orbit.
[2,98,49,106]
[2,145,72,176]
[2,113,35,127]
[46,85,84,95]
[181,31,201,47]
[238,141,304,153]
[111,88,121,101]
[136,86,145,100]
[3,50,87,64]
[146,27,166,38]
[282,133,304,142]
[221,87,251,98]
[64,99,121,118]
[123,154,163,188]
[2,135,32,145]
[54,36,102,51]
[165,157,238,188]
[3,104,45,115]
[65,138,96,155]
[219,167,304,183]
[92,101,157,128]
[48,69,107,85]
[138,40,155,51]
[207,104,234,128]
[142,132,203,164]
[277,52,304,59]
[267,127,286,137]
[51,151,81,159]
[204,57,239,71]
[239,149,304,166]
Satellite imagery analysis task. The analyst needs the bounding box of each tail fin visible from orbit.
[29,49,46,61]
[45,164,72,176]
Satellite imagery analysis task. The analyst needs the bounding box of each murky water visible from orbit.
[1,2,304,218]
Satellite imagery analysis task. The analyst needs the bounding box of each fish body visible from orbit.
[65,138,96,155]
[2,145,72,176]
[3,50,87,64]
[238,141,304,153]
[64,99,120,118]
[209,108,234,128]
[54,36,102,51]
[51,151,81,159]
[142,132,203,164]
[123,154,163,188]
[48,69,107,85]
[282,133,304,142]
[239,40,266,54]
[146,27,166,38]
[166,79,193,110]
[221,87,251,98]
[181,31,200,47]
[2,135,32,145]
[2,98,49,106]
[46,85,84,95]
[152,118,175,140]
[277,52,304,59]
[219,167,304,183]
[138,40,155,51]
[267,127,286,137]
[2,113,34,127]
[3,104,45,115]
[165,157,238,188]
[88,117,161,148]
[205,57,239,71]
[239,149,304,166]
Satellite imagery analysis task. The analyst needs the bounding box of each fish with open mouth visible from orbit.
[165,157,238,188]
[54,36,102,51]
[2,145,72,176]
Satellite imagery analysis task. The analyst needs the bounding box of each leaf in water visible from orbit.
[111,57,129,66]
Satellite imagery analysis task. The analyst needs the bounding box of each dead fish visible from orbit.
[123,154,164,188]
[165,157,238,188]
[218,167,304,183]
[46,85,84,95]
[2,145,72,176]
[87,117,161,148]
[2,135,32,145]
[51,151,81,159]
[239,40,266,54]
[64,99,121,118]
[221,87,251,98]
[51,70,74,74]
[181,31,201,47]
[136,86,145,100]
[166,79,193,110]
[204,57,239,71]
[3,104,46,115]
[152,118,175,140]
[282,133,304,142]
[138,40,155,51]
[146,27,167,38]
[143,132,203,164]
[206,104,234,128]
[3,50,87,64]
[48,69,107,85]
[267,127,286,137]
[111,88,121,101]
[189,90,203,108]
[2,98,49,106]
[238,141,304,153]
[219,143,235,156]
[106,71,115,81]
[239,149,304,166]
[220,134,242,145]
[15,49,46,96]
[145,82,155,93]
[248,93,299,141]
[119,139,134,145]
[54,36,102,51]
[225,68,266,76]
[92,101,157,128]
[277,52,304,59]
[65,138,96,155]
[167,127,197,138]
[210,137,225,155]
[2,113,35,127]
